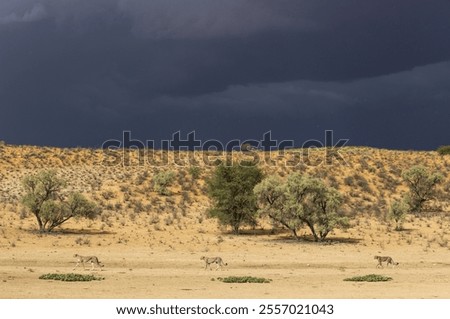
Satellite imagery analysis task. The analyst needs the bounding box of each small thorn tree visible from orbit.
[207,161,263,234]
[21,170,100,232]
[388,198,409,231]
[401,165,443,213]
[255,173,348,241]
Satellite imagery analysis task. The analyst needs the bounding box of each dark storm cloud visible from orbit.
[139,61,450,149]
[0,0,449,148]
[117,0,311,39]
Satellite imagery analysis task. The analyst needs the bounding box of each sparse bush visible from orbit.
[164,216,174,226]
[344,176,354,186]
[39,273,104,282]
[328,175,339,189]
[217,276,271,283]
[132,200,144,214]
[19,208,28,220]
[240,142,257,152]
[181,191,191,203]
[437,236,449,248]
[188,166,202,180]
[135,171,149,185]
[402,165,443,213]
[149,215,160,225]
[120,185,130,194]
[344,274,392,282]
[389,198,409,230]
[74,237,91,246]
[153,171,176,195]
[353,173,372,194]
[101,190,116,200]
[437,145,450,155]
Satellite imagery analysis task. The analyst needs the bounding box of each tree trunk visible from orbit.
[304,220,319,242]
[268,213,300,240]
[33,212,44,232]
[319,230,329,241]
[47,216,73,233]
[291,228,300,241]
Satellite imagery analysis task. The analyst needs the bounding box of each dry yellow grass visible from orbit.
[0,144,449,298]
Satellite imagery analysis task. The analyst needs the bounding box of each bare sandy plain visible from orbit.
[0,145,449,298]
[2,209,450,299]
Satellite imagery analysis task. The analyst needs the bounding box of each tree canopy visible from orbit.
[255,173,348,241]
[207,162,263,234]
[401,165,443,213]
[21,170,100,232]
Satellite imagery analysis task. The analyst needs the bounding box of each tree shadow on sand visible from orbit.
[218,228,362,245]
[25,228,115,236]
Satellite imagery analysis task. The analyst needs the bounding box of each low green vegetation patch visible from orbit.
[217,276,272,283]
[437,145,450,155]
[344,274,392,282]
[39,273,104,282]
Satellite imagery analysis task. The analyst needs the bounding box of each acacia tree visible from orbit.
[297,178,347,241]
[207,162,263,234]
[388,198,409,231]
[254,176,302,239]
[401,165,443,213]
[255,173,348,241]
[21,170,100,232]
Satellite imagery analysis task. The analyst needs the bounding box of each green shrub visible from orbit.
[437,145,450,155]
[39,273,104,282]
[344,274,392,282]
[389,198,409,230]
[153,171,176,195]
[402,165,443,213]
[188,166,202,180]
[217,276,271,283]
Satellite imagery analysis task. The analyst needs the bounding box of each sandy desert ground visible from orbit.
[0,145,449,298]
[1,211,449,299]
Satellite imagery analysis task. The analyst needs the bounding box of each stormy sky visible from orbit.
[1,0,449,149]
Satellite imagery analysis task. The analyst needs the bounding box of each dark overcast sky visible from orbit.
[1,0,449,149]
